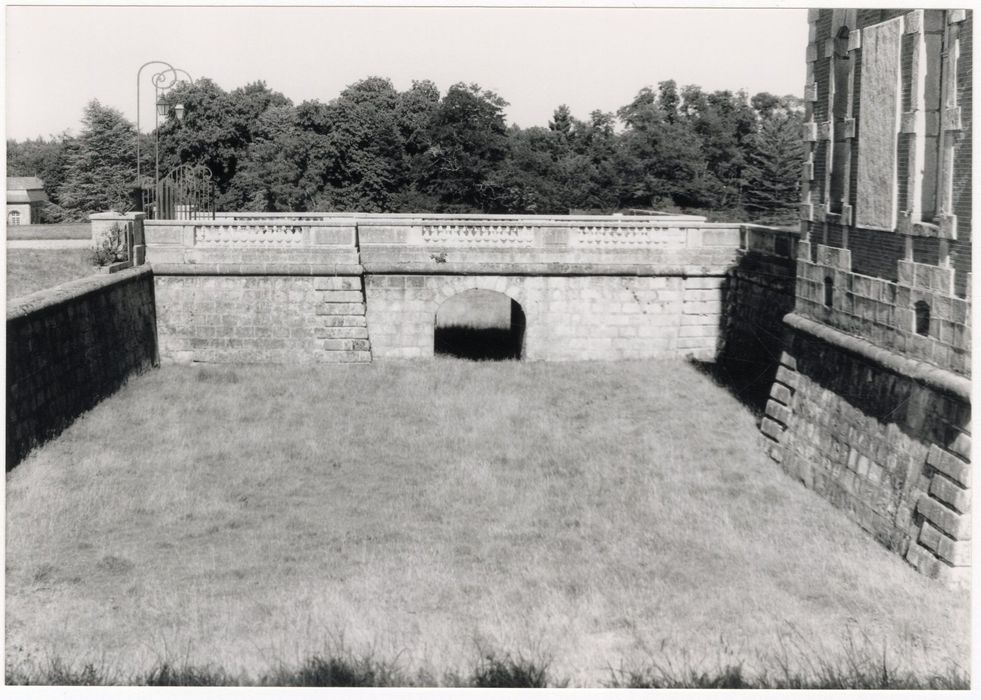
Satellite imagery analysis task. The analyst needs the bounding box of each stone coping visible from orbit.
[146,217,725,229]
[151,263,364,276]
[144,218,359,227]
[149,262,732,278]
[7,265,152,322]
[784,312,971,400]
[362,263,733,276]
[212,211,709,223]
[89,212,144,221]
[358,219,741,229]
[741,223,801,234]
[146,217,723,229]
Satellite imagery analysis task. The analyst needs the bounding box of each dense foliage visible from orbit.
[7,77,803,223]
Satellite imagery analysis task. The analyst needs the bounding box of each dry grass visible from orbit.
[6,248,97,299]
[5,360,970,686]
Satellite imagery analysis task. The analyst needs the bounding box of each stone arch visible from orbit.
[433,283,526,360]
[430,276,529,313]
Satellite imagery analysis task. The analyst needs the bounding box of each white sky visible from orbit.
[5,4,808,140]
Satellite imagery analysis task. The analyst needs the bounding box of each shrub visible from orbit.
[90,222,128,267]
[262,654,402,687]
[7,659,110,686]
[469,653,553,688]
[144,663,231,686]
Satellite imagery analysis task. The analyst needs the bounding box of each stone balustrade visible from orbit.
[211,210,708,224]
[144,218,361,273]
[357,217,744,275]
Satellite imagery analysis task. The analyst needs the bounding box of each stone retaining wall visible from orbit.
[364,272,726,361]
[154,274,370,364]
[6,266,158,468]
[717,226,799,409]
[762,315,971,589]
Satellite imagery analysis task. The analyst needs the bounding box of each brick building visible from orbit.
[761,8,972,587]
[6,176,48,225]
[799,8,971,374]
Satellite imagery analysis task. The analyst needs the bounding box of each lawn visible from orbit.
[5,223,90,240]
[5,360,970,686]
[6,248,98,300]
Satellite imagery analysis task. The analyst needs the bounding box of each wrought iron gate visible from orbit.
[145,164,215,219]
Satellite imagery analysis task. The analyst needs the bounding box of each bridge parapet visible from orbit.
[144,218,362,274]
[212,211,708,224]
[738,224,800,260]
[358,217,743,275]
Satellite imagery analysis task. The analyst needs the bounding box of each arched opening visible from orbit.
[914,301,931,336]
[434,289,525,360]
[8,210,22,226]
[823,276,834,307]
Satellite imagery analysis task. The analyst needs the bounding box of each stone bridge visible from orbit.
[136,212,794,364]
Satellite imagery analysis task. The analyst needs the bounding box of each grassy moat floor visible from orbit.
[5,360,970,686]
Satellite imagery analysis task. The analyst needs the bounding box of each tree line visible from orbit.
[7,77,804,223]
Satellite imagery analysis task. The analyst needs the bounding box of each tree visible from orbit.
[9,72,805,220]
[7,135,73,202]
[742,111,804,224]
[228,104,308,211]
[420,83,509,210]
[6,134,80,221]
[157,79,291,208]
[315,77,408,211]
[548,104,574,137]
[617,86,705,209]
[750,92,783,120]
[481,125,570,214]
[681,88,758,210]
[563,110,621,212]
[57,101,137,214]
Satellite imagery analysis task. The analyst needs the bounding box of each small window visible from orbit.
[824,276,834,307]
[8,210,21,226]
[914,301,931,336]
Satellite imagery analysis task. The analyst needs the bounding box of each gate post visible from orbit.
[90,212,147,265]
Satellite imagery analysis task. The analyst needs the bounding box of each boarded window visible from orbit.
[829,28,852,214]
[920,27,943,220]
[855,16,903,230]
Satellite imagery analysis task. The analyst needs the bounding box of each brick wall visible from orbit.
[6,267,158,468]
[802,10,971,300]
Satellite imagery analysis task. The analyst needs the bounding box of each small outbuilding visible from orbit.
[6,177,48,225]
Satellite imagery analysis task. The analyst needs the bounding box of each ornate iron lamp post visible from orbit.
[136,60,192,214]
